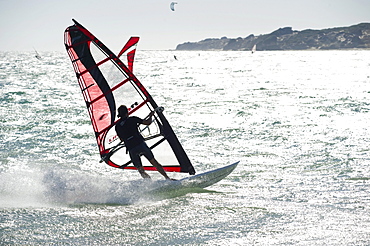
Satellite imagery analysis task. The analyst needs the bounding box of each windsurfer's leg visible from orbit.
[139,142,174,180]
[149,158,172,180]
[129,147,150,179]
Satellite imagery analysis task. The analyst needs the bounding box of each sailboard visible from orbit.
[149,162,239,193]
[64,19,195,175]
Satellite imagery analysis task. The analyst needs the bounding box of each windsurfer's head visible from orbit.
[117,105,128,118]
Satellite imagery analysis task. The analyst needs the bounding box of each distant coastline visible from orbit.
[176,23,370,51]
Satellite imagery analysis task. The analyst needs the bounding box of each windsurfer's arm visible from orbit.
[142,107,163,125]
[142,111,155,125]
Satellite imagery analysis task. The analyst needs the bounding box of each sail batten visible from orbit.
[64,19,196,175]
[88,78,131,105]
[78,57,112,76]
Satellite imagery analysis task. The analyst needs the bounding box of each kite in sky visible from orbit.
[170,2,177,11]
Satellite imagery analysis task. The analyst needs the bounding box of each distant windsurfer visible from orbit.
[115,105,174,180]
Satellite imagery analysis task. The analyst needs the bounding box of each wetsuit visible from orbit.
[115,116,154,168]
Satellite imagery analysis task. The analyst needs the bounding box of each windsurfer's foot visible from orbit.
[141,172,151,179]
[166,178,177,181]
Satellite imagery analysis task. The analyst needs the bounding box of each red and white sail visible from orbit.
[64,19,195,174]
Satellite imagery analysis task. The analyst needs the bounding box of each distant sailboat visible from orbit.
[251,44,256,54]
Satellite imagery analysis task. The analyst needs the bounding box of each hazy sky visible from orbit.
[1,0,369,51]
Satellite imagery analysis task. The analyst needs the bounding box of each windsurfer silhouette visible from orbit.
[115,105,174,180]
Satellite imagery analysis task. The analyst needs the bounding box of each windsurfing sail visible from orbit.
[251,44,257,54]
[170,2,177,11]
[117,37,139,73]
[34,48,42,60]
[64,19,195,175]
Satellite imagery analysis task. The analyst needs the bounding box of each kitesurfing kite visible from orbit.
[64,20,238,186]
[170,2,177,11]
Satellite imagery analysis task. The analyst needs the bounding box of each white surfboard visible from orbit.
[149,161,239,193]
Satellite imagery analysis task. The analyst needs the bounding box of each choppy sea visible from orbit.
[1,50,370,245]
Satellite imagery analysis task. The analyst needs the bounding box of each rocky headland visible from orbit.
[176,23,370,51]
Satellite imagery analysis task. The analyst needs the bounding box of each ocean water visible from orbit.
[1,50,370,245]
